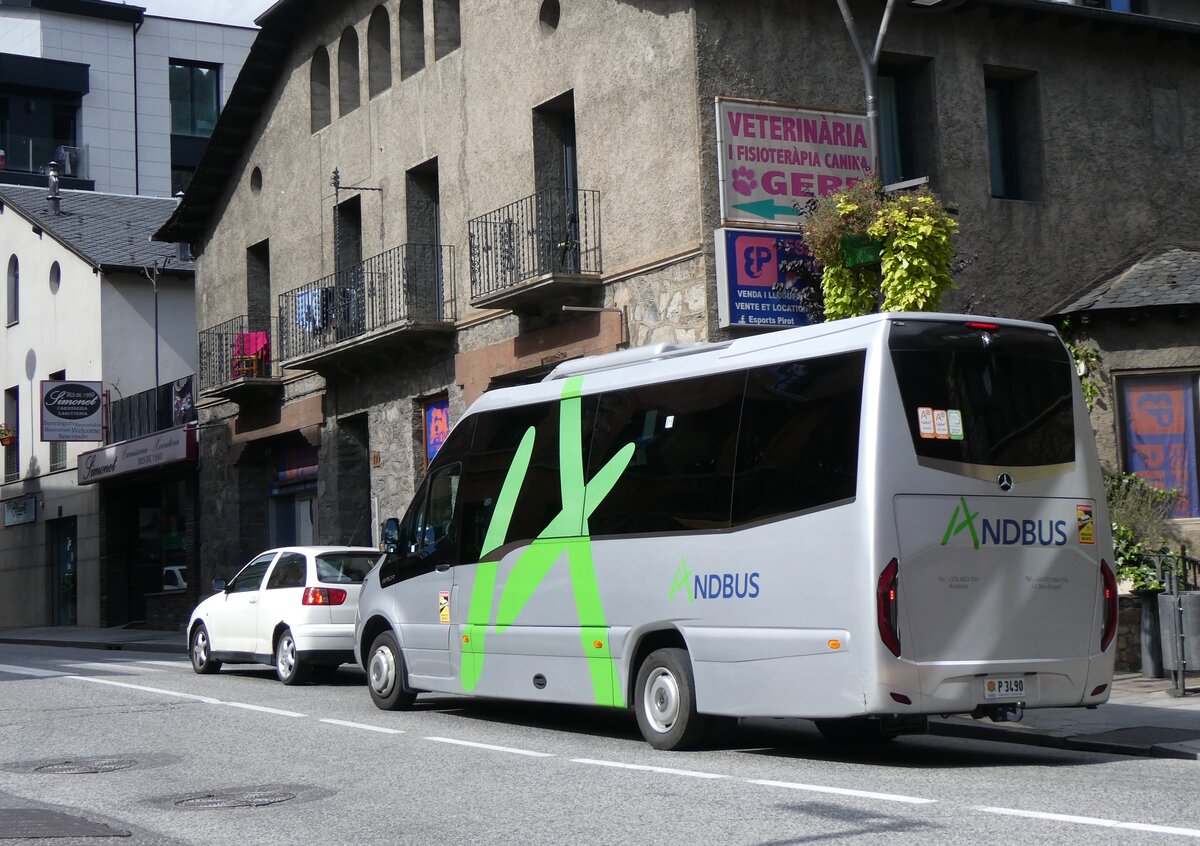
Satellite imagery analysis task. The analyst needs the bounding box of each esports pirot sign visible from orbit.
[714,228,813,330]
[41,381,103,442]
[716,96,870,229]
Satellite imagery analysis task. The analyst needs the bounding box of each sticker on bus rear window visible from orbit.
[947,409,964,440]
[1077,505,1095,545]
[933,409,950,439]
[917,407,935,438]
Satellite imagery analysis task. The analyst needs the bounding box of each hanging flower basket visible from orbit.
[0,423,15,446]
[840,233,882,269]
[0,435,14,447]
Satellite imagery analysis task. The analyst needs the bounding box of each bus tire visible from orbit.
[367,631,417,711]
[635,647,710,751]
[813,717,896,745]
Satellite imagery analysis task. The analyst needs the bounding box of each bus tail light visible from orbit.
[303,587,348,606]
[1100,559,1117,652]
[877,558,901,657]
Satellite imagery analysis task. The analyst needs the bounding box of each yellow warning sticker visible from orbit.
[439,591,450,623]
[1077,505,1095,545]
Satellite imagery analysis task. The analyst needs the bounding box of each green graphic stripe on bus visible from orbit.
[460,376,634,707]
[942,496,980,550]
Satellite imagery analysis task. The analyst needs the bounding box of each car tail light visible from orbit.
[303,587,348,606]
[1100,559,1117,651]
[877,558,901,657]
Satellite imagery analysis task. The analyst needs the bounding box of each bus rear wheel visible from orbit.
[634,648,710,751]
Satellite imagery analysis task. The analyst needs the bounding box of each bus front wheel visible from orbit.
[367,631,417,711]
[634,648,710,751]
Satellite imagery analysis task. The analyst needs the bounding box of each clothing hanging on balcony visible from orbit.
[296,289,329,332]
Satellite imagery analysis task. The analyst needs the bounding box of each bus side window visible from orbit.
[733,350,866,524]
[587,370,745,536]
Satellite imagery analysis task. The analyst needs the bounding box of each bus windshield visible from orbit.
[889,320,1075,467]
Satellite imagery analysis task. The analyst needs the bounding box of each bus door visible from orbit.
[390,462,461,680]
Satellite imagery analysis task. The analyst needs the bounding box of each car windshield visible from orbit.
[315,552,380,584]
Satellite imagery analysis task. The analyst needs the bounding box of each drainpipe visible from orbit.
[133,15,143,194]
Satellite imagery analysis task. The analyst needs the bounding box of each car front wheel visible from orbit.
[190,623,221,675]
[367,631,416,711]
[275,627,311,685]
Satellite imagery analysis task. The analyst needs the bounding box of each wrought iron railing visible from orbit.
[277,243,456,361]
[468,188,601,300]
[108,377,197,443]
[198,315,280,394]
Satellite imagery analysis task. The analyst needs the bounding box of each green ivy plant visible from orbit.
[1105,471,1180,593]
[801,176,959,320]
[1058,319,1103,412]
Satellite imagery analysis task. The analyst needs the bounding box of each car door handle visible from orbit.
[435,563,451,573]
[249,597,258,604]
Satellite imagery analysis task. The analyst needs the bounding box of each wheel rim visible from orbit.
[369,645,396,699]
[643,667,680,733]
[193,629,208,669]
[277,633,296,678]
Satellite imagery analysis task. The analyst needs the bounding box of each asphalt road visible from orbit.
[1,642,1198,846]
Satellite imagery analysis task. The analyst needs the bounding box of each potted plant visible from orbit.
[0,423,15,446]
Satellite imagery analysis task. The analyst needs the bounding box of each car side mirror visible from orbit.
[212,578,227,592]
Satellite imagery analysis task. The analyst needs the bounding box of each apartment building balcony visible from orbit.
[0,137,92,190]
[277,242,457,374]
[197,314,283,404]
[468,189,602,313]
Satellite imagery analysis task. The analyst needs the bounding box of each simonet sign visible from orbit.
[41,380,103,442]
[77,425,197,484]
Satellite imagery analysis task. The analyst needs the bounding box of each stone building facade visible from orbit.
[157,0,1200,587]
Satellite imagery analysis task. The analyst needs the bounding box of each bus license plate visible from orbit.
[984,676,1025,700]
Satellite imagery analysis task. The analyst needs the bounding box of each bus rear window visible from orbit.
[889,321,1075,467]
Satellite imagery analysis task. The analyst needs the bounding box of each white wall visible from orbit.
[101,270,197,396]
[0,9,41,56]
[0,202,104,628]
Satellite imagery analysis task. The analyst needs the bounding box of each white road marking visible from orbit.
[425,737,554,757]
[71,675,221,703]
[61,662,165,673]
[571,758,726,779]
[223,702,306,718]
[749,779,936,805]
[0,663,63,678]
[134,660,189,668]
[977,807,1200,838]
[320,718,404,734]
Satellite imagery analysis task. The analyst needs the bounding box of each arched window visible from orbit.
[399,0,425,79]
[310,46,331,132]
[434,0,460,60]
[339,27,361,116]
[5,255,17,325]
[367,6,392,97]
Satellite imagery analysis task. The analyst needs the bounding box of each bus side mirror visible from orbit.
[380,517,401,553]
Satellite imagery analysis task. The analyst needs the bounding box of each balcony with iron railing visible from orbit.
[468,188,602,312]
[197,314,283,404]
[108,377,197,444]
[277,242,457,373]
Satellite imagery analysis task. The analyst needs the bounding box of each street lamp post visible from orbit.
[834,0,897,179]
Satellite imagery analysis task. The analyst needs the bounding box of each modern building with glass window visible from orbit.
[0,0,254,197]
[150,0,1200,650]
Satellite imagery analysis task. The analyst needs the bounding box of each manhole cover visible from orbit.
[35,758,137,774]
[174,791,296,809]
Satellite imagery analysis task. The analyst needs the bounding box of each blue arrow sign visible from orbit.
[733,200,800,221]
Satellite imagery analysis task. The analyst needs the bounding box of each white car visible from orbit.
[187,546,382,685]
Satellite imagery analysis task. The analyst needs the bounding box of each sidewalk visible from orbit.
[2,626,1197,760]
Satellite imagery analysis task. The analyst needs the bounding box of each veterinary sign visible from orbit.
[716,97,870,228]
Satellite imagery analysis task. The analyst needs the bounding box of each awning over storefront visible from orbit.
[77,425,198,485]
